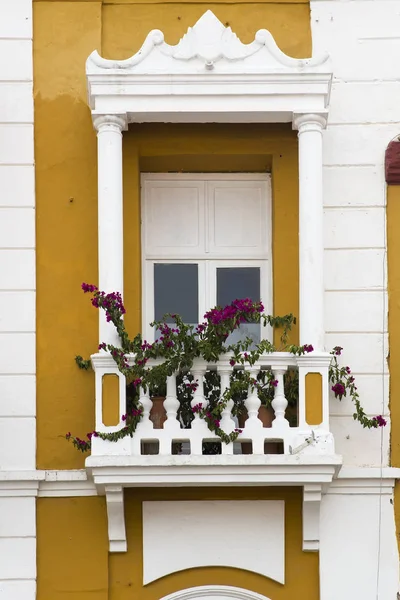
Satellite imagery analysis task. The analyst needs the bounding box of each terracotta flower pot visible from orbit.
[141,396,167,455]
[150,396,167,429]
[239,406,281,455]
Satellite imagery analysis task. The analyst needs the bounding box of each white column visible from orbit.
[293,113,327,351]
[93,114,127,346]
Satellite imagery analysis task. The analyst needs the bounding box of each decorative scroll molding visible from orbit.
[160,587,272,600]
[86,10,332,125]
[87,10,329,71]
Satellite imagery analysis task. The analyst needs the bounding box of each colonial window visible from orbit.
[141,173,272,343]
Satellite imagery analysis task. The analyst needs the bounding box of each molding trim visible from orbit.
[86,10,332,125]
[0,467,399,498]
[39,470,97,497]
[160,586,272,600]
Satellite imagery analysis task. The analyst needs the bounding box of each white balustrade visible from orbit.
[90,351,335,458]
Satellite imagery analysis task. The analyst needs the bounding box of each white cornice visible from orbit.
[86,10,332,125]
[1,466,398,498]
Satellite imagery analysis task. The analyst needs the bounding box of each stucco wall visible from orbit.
[1,0,400,599]
[0,2,36,599]
[311,0,396,466]
[312,1,400,597]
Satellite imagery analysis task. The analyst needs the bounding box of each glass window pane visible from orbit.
[217,267,260,307]
[154,263,198,323]
[217,267,261,345]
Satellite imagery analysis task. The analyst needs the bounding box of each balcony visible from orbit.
[86,350,342,553]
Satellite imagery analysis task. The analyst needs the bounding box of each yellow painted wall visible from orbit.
[37,488,319,600]
[34,1,315,598]
[37,497,109,599]
[387,185,400,555]
[34,0,311,471]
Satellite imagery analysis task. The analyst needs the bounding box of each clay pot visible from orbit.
[239,406,281,455]
[150,396,167,429]
[140,396,167,455]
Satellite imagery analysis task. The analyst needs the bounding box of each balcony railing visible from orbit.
[90,351,336,459]
[87,351,342,553]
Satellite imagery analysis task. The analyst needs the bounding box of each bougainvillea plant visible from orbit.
[66,284,386,453]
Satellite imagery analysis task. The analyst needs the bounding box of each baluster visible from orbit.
[137,386,153,430]
[245,366,262,429]
[163,374,180,431]
[219,367,235,454]
[271,368,289,428]
[190,364,208,454]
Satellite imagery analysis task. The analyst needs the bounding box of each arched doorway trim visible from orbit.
[160,585,272,600]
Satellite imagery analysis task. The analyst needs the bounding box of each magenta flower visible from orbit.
[332,382,345,398]
[81,283,98,293]
[373,415,387,427]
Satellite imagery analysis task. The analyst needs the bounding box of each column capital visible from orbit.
[292,112,328,133]
[93,113,128,133]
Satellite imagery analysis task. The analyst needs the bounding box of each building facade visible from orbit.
[1,0,400,599]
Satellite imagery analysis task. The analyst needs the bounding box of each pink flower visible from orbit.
[373,415,387,427]
[332,382,345,398]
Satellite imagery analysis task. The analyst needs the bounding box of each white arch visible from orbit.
[160,585,272,600]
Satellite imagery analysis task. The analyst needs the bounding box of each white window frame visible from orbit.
[141,173,272,343]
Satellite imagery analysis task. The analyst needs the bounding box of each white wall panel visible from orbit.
[0,41,32,82]
[0,1,32,39]
[325,291,386,333]
[0,166,35,207]
[0,292,35,332]
[0,498,35,537]
[0,581,36,600]
[0,539,36,579]
[0,375,36,417]
[330,416,390,467]
[330,373,388,417]
[0,83,33,123]
[0,124,33,164]
[320,492,399,600]
[324,208,385,249]
[325,332,387,375]
[323,124,399,166]
[0,209,34,248]
[0,250,35,290]
[0,0,36,593]
[143,501,285,585]
[323,166,384,208]
[0,417,36,470]
[329,82,400,125]
[324,249,385,291]
[0,334,35,374]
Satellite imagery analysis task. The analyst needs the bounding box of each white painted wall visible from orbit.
[309,0,397,467]
[311,1,400,597]
[0,1,36,599]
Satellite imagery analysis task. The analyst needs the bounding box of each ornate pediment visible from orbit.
[87,10,329,72]
[86,10,332,124]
